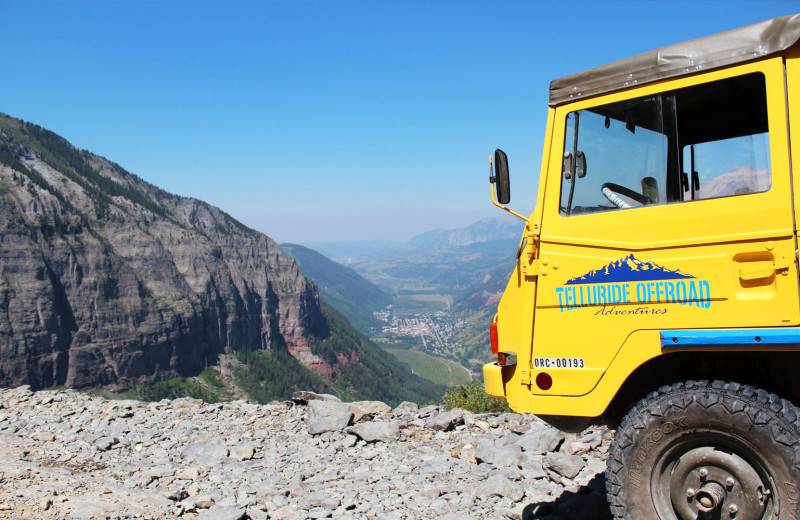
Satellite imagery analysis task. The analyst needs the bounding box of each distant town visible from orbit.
[374,309,467,355]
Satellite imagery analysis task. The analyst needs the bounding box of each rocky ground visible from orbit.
[0,387,613,520]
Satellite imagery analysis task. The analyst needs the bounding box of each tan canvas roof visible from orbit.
[549,13,800,107]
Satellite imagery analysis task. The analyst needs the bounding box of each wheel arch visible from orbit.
[601,349,800,427]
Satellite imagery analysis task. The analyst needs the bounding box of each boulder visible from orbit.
[306,400,352,435]
[347,421,400,443]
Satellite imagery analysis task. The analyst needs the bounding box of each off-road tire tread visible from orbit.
[605,379,800,520]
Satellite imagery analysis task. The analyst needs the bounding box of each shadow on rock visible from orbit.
[522,474,612,520]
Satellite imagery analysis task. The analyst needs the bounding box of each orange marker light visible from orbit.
[490,322,499,355]
[497,352,517,367]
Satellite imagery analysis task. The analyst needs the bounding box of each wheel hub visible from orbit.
[695,481,727,513]
[667,446,768,519]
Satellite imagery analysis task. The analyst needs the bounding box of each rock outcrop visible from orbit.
[0,114,330,390]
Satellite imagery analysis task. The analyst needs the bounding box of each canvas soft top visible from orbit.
[549,13,800,107]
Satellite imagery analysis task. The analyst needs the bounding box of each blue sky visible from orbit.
[2,1,797,243]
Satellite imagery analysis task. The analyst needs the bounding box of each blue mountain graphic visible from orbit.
[565,254,696,285]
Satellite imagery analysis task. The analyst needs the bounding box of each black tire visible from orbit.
[606,380,800,520]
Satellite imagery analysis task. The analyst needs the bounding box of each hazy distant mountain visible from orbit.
[320,217,522,313]
[281,243,392,333]
[304,240,403,261]
[305,216,522,264]
[700,166,771,199]
[405,216,521,251]
[0,112,442,405]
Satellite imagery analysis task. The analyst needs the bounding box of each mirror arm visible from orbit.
[490,185,528,222]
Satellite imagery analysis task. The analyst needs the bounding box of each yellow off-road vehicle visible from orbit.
[485,14,800,520]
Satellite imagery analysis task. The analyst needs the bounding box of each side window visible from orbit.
[682,133,771,200]
[560,73,770,215]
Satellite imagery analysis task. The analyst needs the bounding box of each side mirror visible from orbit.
[563,151,586,179]
[493,149,510,204]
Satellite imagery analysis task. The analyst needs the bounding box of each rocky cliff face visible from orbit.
[0,113,329,390]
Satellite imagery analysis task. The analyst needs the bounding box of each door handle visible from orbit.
[738,259,790,280]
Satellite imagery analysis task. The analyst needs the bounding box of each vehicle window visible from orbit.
[560,73,770,216]
[682,133,771,200]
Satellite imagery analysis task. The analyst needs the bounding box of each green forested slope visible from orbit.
[282,243,391,332]
[234,303,445,406]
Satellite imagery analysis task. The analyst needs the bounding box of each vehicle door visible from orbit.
[531,57,797,397]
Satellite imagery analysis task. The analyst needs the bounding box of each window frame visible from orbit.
[557,71,772,217]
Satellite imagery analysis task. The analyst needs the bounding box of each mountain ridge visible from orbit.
[0,112,441,404]
[404,216,521,251]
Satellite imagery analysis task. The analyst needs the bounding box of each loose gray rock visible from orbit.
[292,391,341,405]
[271,505,298,519]
[306,400,353,435]
[94,436,116,451]
[305,490,340,509]
[543,452,586,479]
[196,506,247,520]
[0,388,613,520]
[506,415,532,434]
[393,401,419,414]
[496,433,521,448]
[177,467,200,480]
[166,488,189,501]
[425,410,464,431]
[349,400,392,422]
[418,458,453,475]
[347,421,400,443]
[195,496,216,509]
[563,441,592,455]
[521,454,548,479]
[180,443,230,463]
[519,428,566,453]
[232,443,256,461]
[247,508,269,520]
[477,473,525,503]
[475,439,523,468]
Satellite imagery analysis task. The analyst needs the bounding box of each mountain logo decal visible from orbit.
[566,254,695,285]
[556,255,710,313]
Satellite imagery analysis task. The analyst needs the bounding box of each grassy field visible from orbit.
[393,293,451,314]
[383,347,471,387]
